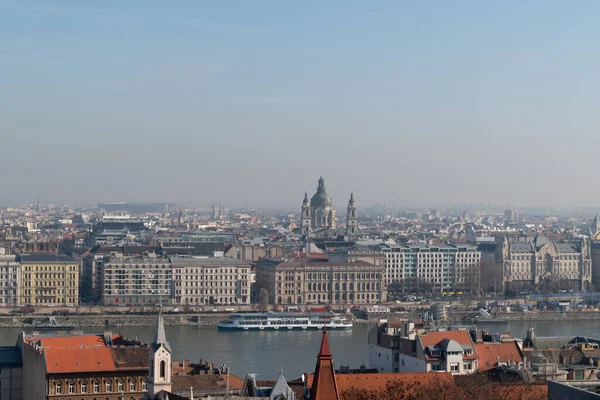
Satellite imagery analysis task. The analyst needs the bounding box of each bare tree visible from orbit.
[258,288,269,312]
[481,259,503,295]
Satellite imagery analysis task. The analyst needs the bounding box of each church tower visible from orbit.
[346,192,357,237]
[301,191,311,236]
[148,310,172,396]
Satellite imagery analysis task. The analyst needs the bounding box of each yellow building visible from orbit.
[19,254,79,305]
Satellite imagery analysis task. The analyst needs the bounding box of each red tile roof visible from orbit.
[475,341,523,371]
[28,333,124,374]
[307,372,454,394]
[310,330,339,400]
[419,330,475,349]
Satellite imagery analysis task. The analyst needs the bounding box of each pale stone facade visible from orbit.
[256,260,386,306]
[171,257,251,305]
[19,254,79,306]
[499,235,592,292]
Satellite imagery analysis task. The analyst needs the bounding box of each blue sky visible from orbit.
[1,1,600,208]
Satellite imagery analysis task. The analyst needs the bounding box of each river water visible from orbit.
[2,320,599,380]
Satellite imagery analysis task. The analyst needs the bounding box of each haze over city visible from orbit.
[2,1,600,207]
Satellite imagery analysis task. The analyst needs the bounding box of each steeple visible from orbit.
[303,191,309,206]
[346,192,358,237]
[148,309,172,396]
[310,329,339,400]
[592,214,600,238]
[154,309,167,347]
[318,176,325,189]
[301,191,311,236]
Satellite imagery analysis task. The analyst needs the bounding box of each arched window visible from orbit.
[160,360,166,379]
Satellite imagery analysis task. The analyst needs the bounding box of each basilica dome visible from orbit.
[310,177,333,207]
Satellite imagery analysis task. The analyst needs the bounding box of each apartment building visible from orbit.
[368,322,479,375]
[0,255,20,306]
[19,254,79,306]
[378,243,481,293]
[255,259,385,306]
[19,331,148,400]
[171,257,252,305]
[102,256,171,305]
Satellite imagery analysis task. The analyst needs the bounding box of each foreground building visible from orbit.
[19,254,79,306]
[305,329,454,400]
[256,259,386,306]
[499,235,592,292]
[20,331,149,400]
[0,346,23,400]
[368,322,479,374]
[378,243,481,292]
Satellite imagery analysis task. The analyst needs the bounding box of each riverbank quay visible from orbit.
[0,312,228,328]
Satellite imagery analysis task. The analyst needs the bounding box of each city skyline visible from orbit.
[3,1,600,206]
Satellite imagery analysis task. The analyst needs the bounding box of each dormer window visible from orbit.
[463,349,472,355]
[431,349,441,357]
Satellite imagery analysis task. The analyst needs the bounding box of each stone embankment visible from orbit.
[475,311,600,322]
[0,313,229,329]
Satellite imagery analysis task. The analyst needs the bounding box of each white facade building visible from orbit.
[0,256,20,306]
[378,243,481,293]
[171,257,252,305]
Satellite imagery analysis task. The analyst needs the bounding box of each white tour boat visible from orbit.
[217,312,352,331]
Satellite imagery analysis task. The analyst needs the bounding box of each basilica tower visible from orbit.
[301,191,311,236]
[346,192,358,237]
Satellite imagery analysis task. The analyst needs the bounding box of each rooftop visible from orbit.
[19,253,76,263]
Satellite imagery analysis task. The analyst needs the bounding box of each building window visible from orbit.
[118,381,124,391]
[450,363,459,372]
[93,382,99,393]
[81,382,87,393]
[130,380,136,391]
[56,383,62,394]
[106,381,112,392]
[464,362,472,370]
[431,363,441,371]
[68,382,74,393]
[142,381,147,390]
[160,360,166,379]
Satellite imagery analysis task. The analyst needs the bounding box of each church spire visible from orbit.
[154,308,167,346]
[148,308,172,396]
[310,329,339,400]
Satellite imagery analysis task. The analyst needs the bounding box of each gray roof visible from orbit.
[18,254,76,263]
[439,339,463,353]
[270,372,295,400]
[171,257,251,268]
[555,243,578,253]
[153,312,170,352]
[511,243,533,253]
[531,336,576,350]
[0,346,22,367]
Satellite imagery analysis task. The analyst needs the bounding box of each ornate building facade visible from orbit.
[589,215,600,290]
[499,235,592,292]
[255,259,386,306]
[301,177,357,237]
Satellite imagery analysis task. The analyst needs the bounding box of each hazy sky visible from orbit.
[2,1,600,208]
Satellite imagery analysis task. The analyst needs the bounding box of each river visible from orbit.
[2,320,599,380]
